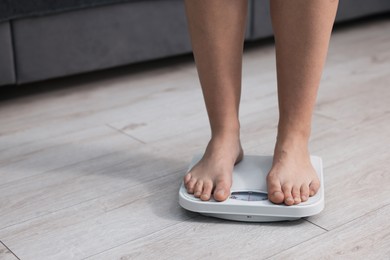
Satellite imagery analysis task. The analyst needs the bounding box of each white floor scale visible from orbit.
[179,154,324,222]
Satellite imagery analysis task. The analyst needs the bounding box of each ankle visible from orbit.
[209,133,241,149]
[208,129,242,150]
[277,117,311,140]
[211,127,241,141]
[274,132,310,154]
[276,123,311,145]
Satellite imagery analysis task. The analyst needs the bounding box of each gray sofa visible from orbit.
[1,0,389,87]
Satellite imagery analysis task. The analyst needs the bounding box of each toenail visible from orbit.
[194,192,201,196]
[286,197,294,203]
[301,195,307,201]
[216,189,225,197]
[201,194,209,199]
[272,191,283,197]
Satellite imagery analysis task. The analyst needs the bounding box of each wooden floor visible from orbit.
[1,14,390,260]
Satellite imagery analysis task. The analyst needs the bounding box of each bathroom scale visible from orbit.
[179,153,324,222]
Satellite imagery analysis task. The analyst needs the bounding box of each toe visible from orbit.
[193,180,203,198]
[300,184,310,202]
[200,180,213,201]
[186,178,197,194]
[282,183,294,206]
[309,179,320,196]
[213,179,230,202]
[292,186,301,204]
[183,173,191,184]
[266,175,284,204]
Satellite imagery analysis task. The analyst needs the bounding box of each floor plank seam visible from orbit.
[80,215,199,260]
[0,124,112,154]
[0,149,122,189]
[101,169,187,214]
[265,202,390,259]
[263,229,327,260]
[327,202,390,232]
[105,123,147,144]
[0,239,21,260]
[0,192,113,232]
[304,219,329,232]
[0,139,93,166]
[0,167,186,232]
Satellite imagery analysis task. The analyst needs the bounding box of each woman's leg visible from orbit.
[183,0,248,201]
[267,0,339,205]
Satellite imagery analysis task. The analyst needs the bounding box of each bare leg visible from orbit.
[183,0,248,201]
[267,0,339,205]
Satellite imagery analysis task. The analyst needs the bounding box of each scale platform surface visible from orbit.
[179,154,324,222]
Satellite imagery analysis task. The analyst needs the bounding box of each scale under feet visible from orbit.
[179,154,324,222]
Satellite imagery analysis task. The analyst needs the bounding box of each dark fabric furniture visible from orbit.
[0,0,389,86]
[0,0,144,22]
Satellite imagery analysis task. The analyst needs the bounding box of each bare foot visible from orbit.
[183,133,243,201]
[267,137,320,206]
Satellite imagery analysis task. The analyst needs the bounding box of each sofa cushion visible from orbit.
[11,0,192,84]
[0,21,15,85]
[0,0,149,22]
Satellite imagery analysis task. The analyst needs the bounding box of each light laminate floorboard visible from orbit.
[0,171,195,259]
[0,125,139,185]
[85,217,324,260]
[0,241,18,260]
[0,14,389,260]
[270,203,390,259]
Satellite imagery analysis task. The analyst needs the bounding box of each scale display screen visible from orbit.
[229,191,268,201]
